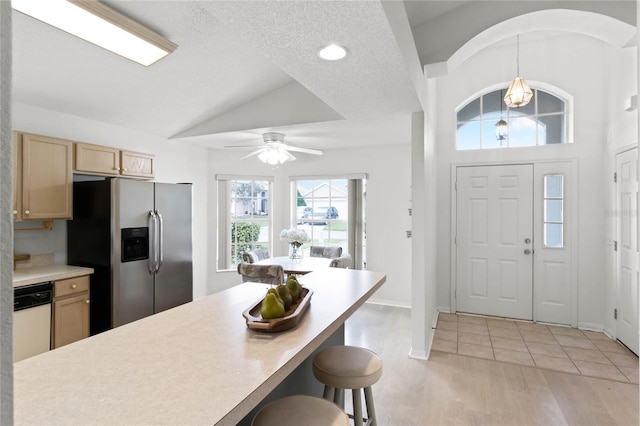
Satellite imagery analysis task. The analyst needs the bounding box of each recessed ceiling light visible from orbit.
[318,44,348,61]
[12,0,177,66]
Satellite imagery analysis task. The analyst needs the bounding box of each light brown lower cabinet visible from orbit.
[52,276,90,349]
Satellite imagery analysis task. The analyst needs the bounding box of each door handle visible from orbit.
[148,210,157,274]
[524,249,532,255]
[156,210,163,273]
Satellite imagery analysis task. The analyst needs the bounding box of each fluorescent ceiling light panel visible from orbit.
[12,0,177,66]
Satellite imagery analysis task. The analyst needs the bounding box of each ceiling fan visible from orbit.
[229,132,323,165]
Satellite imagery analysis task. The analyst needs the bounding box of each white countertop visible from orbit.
[13,264,94,288]
[14,268,386,425]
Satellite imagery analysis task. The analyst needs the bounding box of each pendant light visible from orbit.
[495,90,508,143]
[503,34,532,108]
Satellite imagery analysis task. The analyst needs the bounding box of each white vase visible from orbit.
[289,243,303,260]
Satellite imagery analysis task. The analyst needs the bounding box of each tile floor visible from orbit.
[432,312,639,384]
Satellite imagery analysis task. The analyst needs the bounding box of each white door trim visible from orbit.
[614,146,639,354]
[451,159,578,326]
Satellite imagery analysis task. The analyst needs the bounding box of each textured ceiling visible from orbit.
[11,1,637,153]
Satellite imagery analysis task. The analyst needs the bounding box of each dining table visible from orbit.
[253,255,333,275]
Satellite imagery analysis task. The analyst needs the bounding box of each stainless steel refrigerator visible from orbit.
[68,178,193,335]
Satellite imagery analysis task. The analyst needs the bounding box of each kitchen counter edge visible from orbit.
[13,265,94,288]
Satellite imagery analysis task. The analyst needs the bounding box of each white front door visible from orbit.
[616,148,639,355]
[456,164,534,320]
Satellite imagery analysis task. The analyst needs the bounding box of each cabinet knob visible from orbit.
[85,300,90,304]
[71,284,77,289]
[12,210,17,215]
[122,168,128,172]
[112,167,120,171]
[24,210,30,215]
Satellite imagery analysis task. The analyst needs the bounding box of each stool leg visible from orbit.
[353,388,363,426]
[323,385,334,401]
[334,388,344,409]
[364,386,377,426]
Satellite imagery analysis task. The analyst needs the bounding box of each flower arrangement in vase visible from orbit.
[280,228,309,260]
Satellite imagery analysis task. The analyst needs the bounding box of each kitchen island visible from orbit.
[14,268,386,425]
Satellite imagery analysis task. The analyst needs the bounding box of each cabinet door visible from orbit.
[12,132,21,221]
[22,133,73,220]
[75,142,120,175]
[121,150,154,178]
[53,293,90,349]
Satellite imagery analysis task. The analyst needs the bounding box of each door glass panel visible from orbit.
[543,175,564,248]
[544,223,563,247]
[545,200,563,222]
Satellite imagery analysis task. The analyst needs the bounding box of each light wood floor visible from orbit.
[345,304,639,426]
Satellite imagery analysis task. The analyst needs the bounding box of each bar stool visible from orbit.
[251,395,349,426]
[312,345,382,426]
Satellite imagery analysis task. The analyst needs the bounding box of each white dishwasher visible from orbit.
[14,282,53,362]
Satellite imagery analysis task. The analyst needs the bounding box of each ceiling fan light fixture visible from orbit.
[258,147,292,165]
[318,44,348,61]
[12,0,177,66]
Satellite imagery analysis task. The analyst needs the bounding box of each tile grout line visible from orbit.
[439,312,637,383]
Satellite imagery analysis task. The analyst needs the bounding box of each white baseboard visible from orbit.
[578,322,605,332]
[603,326,616,340]
[409,346,429,360]
[431,306,440,329]
[365,298,412,309]
[437,306,451,314]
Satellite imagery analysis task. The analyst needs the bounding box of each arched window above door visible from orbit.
[456,87,568,150]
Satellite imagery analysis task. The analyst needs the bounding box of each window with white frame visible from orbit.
[217,176,272,270]
[456,88,566,150]
[291,175,367,269]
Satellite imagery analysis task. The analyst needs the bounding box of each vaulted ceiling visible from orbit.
[12,1,636,153]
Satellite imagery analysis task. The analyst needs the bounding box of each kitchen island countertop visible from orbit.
[14,267,386,425]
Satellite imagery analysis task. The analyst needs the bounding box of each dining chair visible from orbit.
[329,253,352,269]
[242,248,271,264]
[237,263,284,285]
[309,245,343,259]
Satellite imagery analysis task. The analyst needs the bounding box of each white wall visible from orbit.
[434,34,617,328]
[12,103,210,300]
[206,142,413,307]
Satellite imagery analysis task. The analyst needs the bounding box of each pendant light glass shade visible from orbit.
[504,77,533,108]
[504,34,532,108]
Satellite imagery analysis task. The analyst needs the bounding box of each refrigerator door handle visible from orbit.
[148,210,157,275]
[156,210,164,273]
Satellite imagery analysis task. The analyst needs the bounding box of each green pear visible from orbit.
[267,288,284,306]
[286,278,300,300]
[276,284,293,310]
[261,292,285,319]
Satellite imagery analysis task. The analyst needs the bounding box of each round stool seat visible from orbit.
[252,395,349,426]
[313,345,382,390]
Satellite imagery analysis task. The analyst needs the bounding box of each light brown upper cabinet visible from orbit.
[16,132,73,221]
[75,142,120,175]
[75,142,154,179]
[120,150,154,178]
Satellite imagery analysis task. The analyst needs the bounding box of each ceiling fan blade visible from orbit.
[224,144,263,148]
[284,150,297,161]
[285,146,323,156]
[239,148,267,160]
